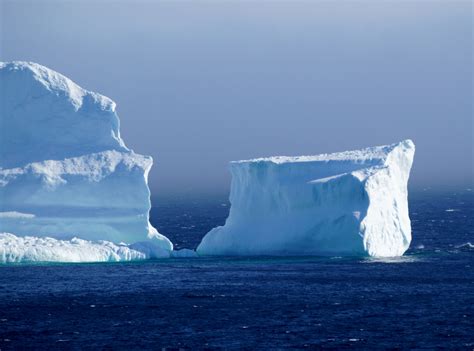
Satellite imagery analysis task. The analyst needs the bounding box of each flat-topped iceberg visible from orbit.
[0,62,173,262]
[197,140,415,257]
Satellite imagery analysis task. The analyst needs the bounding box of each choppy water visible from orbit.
[0,190,472,349]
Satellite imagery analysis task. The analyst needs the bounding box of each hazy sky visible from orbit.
[1,0,472,195]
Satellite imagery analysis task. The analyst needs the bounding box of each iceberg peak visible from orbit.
[0,61,127,168]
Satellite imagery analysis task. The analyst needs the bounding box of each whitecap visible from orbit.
[455,242,474,250]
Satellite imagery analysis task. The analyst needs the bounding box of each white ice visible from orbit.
[197,140,415,257]
[0,62,173,258]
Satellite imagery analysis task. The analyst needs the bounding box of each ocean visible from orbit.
[0,190,472,349]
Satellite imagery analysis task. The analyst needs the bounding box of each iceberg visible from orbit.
[197,140,415,257]
[0,61,173,262]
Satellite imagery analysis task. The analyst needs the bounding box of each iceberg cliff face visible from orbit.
[0,62,173,257]
[197,140,415,257]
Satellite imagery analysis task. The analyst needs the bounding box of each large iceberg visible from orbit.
[0,62,173,261]
[197,140,415,257]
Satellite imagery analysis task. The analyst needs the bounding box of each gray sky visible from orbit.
[1,0,472,195]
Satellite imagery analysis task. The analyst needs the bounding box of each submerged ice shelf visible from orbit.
[0,61,173,262]
[197,140,415,257]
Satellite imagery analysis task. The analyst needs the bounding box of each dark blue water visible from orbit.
[0,191,473,349]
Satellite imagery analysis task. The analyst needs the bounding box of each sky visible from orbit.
[1,0,472,196]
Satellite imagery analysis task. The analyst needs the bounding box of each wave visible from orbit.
[455,242,474,250]
[363,255,422,264]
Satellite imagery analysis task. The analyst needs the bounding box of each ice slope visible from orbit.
[0,62,173,256]
[197,140,415,257]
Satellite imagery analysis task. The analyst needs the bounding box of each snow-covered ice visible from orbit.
[0,62,173,261]
[197,140,415,257]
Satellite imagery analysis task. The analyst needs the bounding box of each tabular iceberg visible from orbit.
[0,62,173,262]
[197,140,415,257]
